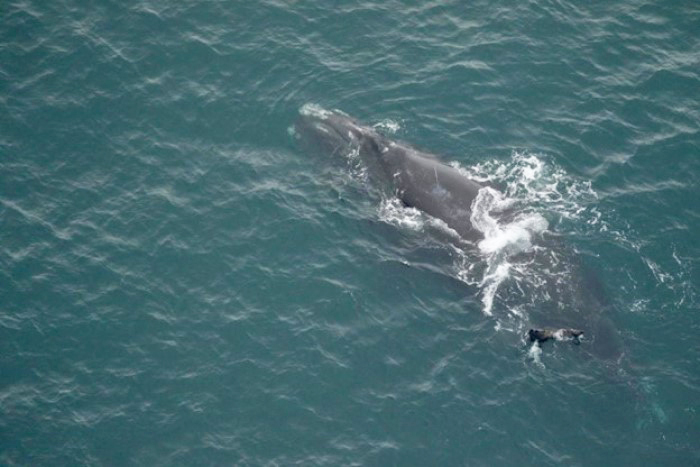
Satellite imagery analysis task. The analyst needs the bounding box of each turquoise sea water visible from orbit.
[2,1,699,464]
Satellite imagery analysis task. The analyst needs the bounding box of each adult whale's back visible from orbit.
[295,105,624,362]
[295,105,485,241]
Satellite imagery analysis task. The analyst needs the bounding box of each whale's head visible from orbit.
[294,104,374,157]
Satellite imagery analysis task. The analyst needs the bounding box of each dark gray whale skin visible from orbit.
[295,108,485,241]
[295,108,624,362]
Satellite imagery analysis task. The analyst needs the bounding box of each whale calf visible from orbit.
[528,328,584,344]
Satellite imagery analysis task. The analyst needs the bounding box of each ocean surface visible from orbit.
[2,1,699,465]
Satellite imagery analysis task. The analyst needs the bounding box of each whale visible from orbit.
[295,106,486,241]
[294,105,623,361]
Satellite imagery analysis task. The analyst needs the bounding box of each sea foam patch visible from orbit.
[446,152,613,327]
[468,186,549,316]
[372,119,401,134]
[299,103,333,119]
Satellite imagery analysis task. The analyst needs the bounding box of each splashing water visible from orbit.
[451,152,609,322]
[452,152,600,228]
[372,119,401,134]
[377,151,606,326]
[379,198,461,240]
[528,342,545,368]
[469,186,549,316]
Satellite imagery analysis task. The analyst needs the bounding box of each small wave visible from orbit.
[372,119,401,134]
[299,103,334,119]
[378,198,461,240]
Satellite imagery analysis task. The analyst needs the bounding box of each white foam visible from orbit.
[343,145,371,184]
[467,186,549,316]
[299,103,333,119]
[451,152,599,228]
[480,262,510,316]
[373,119,401,134]
[378,198,425,231]
[377,198,464,242]
[528,342,544,368]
